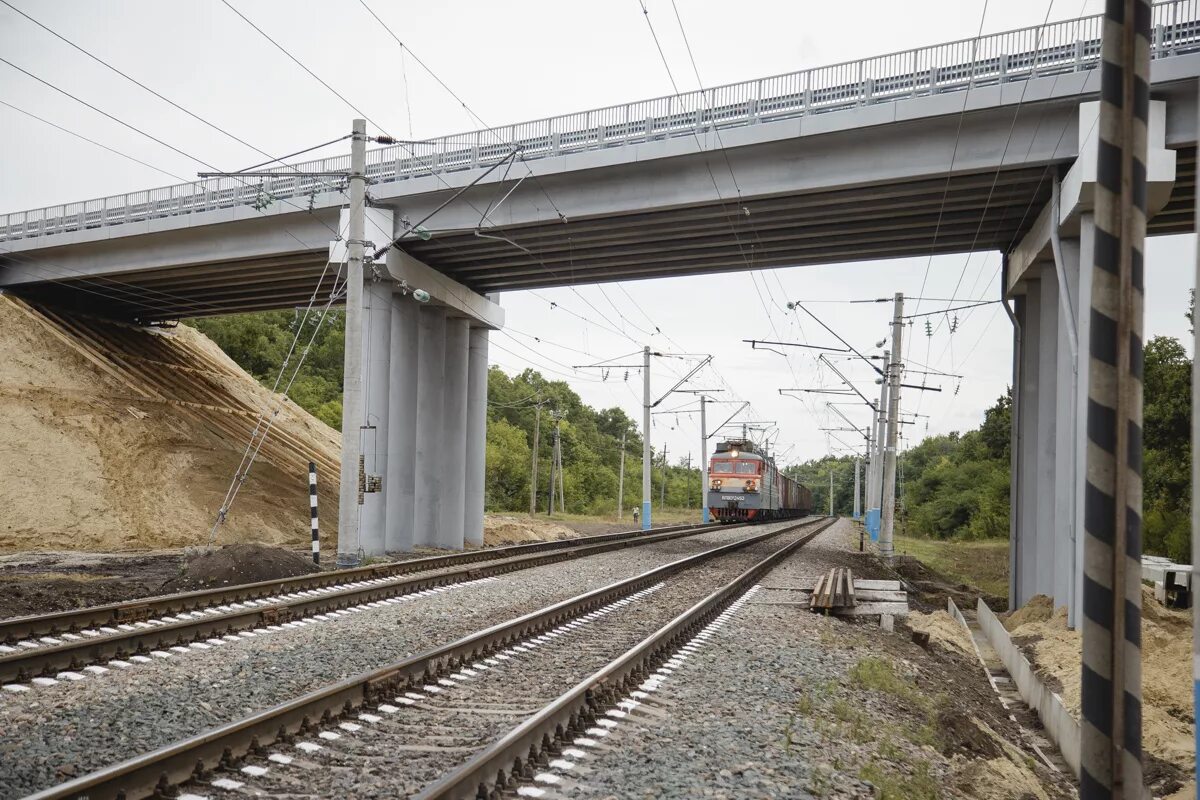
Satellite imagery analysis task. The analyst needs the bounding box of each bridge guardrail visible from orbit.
[2,0,1198,244]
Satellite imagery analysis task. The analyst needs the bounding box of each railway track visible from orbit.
[25,516,833,800]
[0,522,733,685]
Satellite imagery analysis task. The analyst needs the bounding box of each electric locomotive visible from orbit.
[705,439,812,522]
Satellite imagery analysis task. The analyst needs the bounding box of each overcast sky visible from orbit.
[0,0,1194,470]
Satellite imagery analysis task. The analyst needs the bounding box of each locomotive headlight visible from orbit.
[710,478,722,490]
[745,480,757,492]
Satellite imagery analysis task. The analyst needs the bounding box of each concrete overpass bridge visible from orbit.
[2,1,1198,620]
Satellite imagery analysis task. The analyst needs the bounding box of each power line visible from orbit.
[0,99,188,182]
[0,0,347,188]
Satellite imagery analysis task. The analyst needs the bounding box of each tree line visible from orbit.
[189,300,1191,559]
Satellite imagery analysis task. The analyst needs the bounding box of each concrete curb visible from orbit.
[973,598,1081,778]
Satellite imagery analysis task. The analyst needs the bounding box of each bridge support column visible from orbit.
[358,279,393,556]
[1014,288,1041,608]
[464,327,489,547]
[414,306,447,548]
[1034,266,1059,600]
[384,293,418,552]
[439,317,470,549]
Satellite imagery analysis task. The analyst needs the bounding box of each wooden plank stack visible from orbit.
[806,572,907,617]
[810,568,856,612]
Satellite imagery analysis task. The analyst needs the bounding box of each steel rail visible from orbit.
[23,517,821,800]
[414,516,837,800]
[0,521,739,684]
[0,521,707,644]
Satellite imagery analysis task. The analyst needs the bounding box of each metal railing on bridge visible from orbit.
[3,0,1198,244]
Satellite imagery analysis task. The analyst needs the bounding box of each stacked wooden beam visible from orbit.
[810,567,856,612]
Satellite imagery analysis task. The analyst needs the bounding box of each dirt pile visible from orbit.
[162,543,320,591]
[1007,588,1194,791]
[907,609,977,658]
[482,515,577,546]
[0,295,340,553]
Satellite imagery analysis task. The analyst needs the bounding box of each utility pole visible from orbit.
[660,443,668,509]
[700,395,708,523]
[642,346,652,531]
[336,119,367,567]
[829,468,834,516]
[530,403,541,515]
[870,350,889,540]
[617,431,626,520]
[853,457,861,519]
[685,452,691,509]
[546,422,556,516]
[880,295,904,560]
[557,426,565,512]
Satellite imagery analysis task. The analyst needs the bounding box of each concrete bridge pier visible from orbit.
[384,293,418,553]
[359,277,392,556]
[332,209,504,558]
[464,326,489,547]
[414,306,447,548]
[1005,100,1175,623]
[439,317,470,548]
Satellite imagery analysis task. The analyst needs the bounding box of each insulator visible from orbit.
[924,319,933,337]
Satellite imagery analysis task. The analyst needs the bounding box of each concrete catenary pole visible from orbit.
[829,468,834,516]
[880,296,904,560]
[642,346,652,531]
[1192,84,1200,793]
[547,419,558,516]
[869,354,889,540]
[336,118,367,566]
[617,431,626,520]
[557,421,566,512]
[700,395,709,524]
[660,443,668,509]
[1081,1,1148,795]
[530,403,541,515]
[853,457,861,519]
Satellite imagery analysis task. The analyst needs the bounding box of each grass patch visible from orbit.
[892,534,1009,598]
[850,657,921,704]
[859,761,939,800]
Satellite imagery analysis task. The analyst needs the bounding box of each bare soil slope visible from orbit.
[0,295,339,553]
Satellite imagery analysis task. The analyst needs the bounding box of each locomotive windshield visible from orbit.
[710,459,760,475]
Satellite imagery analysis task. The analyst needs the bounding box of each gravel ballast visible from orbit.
[537,519,1071,800]
[184,522,822,798]
[0,519,810,798]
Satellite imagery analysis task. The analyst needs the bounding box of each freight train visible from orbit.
[706,439,813,522]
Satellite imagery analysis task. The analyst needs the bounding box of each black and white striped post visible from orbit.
[309,461,320,565]
[1081,1,1148,796]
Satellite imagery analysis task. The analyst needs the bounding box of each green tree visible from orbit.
[1142,335,1191,561]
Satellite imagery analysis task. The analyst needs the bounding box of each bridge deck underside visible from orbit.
[13,149,1196,321]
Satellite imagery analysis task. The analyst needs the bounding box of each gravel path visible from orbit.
[0,520,808,798]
